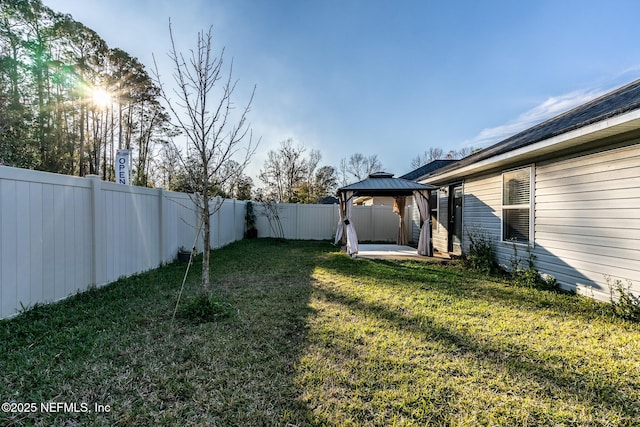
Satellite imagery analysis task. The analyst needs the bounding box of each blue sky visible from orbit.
[45,0,640,183]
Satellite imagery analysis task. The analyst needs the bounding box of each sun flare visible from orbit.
[91,87,112,108]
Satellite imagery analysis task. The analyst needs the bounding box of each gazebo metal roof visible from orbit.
[337,172,436,197]
[335,172,435,257]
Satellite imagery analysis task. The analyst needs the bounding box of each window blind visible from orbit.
[503,169,530,205]
[503,208,529,243]
[502,167,532,244]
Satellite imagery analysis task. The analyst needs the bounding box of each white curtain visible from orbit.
[393,196,407,246]
[334,191,359,255]
[334,196,345,245]
[413,190,432,256]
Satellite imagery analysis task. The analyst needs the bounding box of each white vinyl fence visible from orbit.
[254,202,414,242]
[0,166,412,319]
[0,166,245,319]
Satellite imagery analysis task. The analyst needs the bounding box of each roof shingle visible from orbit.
[428,78,640,177]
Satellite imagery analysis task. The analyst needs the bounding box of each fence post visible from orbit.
[371,206,375,242]
[158,188,165,264]
[295,203,299,240]
[87,175,105,287]
[232,199,237,242]
[216,197,221,249]
[235,200,240,242]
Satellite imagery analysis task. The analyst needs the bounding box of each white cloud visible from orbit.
[464,87,609,149]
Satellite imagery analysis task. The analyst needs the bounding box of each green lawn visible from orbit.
[1,239,639,426]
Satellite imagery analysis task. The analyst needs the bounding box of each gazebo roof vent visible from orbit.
[368,171,394,178]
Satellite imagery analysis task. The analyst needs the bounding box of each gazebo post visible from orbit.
[334,190,358,255]
[413,189,432,257]
[393,196,407,246]
[340,192,347,245]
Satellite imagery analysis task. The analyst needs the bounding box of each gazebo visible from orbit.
[335,172,437,256]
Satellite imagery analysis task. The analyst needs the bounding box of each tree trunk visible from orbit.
[118,97,123,150]
[102,109,108,180]
[201,193,211,294]
[154,24,256,297]
[79,104,85,176]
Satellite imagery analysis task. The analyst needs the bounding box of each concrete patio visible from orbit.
[353,244,452,261]
[355,244,419,258]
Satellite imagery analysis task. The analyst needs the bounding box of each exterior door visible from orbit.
[448,184,463,253]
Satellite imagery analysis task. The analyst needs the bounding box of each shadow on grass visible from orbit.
[314,283,640,422]
[3,240,634,425]
[0,239,327,426]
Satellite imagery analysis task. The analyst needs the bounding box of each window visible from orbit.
[502,166,533,244]
[429,190,438,232]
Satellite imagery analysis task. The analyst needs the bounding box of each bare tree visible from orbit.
[259,138,308,202]
[154,141,182,188]
[339,152,383,185]
[306,148,321,183]
[218,159,253,199]
[453,146,473,159]
[410,147,444,169]
[154,23,257,294]
[260,200,285,239]
[411,146,473,169]
[313,165,338,200]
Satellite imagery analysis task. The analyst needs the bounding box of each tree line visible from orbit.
[257,139,387,203]
[410,146,474,169]
[256,140,475,203]
[1,0,473,203]
[0,0,172,186]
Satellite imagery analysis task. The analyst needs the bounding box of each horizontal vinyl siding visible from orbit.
[535,143,640,301]
[461,174,504,260]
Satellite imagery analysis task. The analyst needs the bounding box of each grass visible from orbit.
[1,239,639,426]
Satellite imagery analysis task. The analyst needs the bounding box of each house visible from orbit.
[415,79,640,301]
[399,159,457,181]
[352,195,395,206]
[318,195,339,204]
[401,160,458,248]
